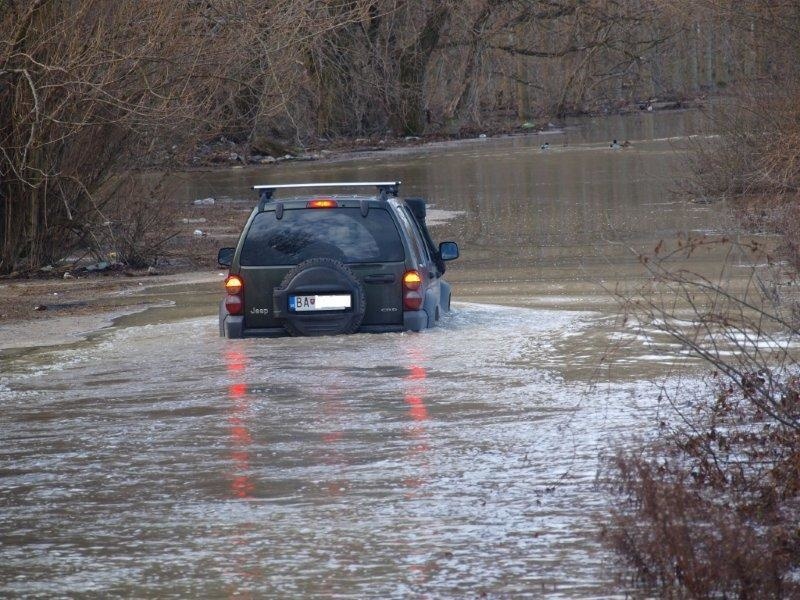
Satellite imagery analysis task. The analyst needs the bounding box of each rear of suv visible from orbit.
[217,181,459,337]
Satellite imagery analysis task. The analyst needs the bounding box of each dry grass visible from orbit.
[735,194,800,273]
[686,83,800,273]
[606,373,800,598]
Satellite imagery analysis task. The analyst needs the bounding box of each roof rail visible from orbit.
[253,181,401,209]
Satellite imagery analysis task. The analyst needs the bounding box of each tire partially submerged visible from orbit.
[277,258,366,336]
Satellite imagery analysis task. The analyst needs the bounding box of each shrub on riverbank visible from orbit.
[604,233,800,596]
[604,3,800,590]
[0,1,356,275]
[687,84,800,272]
[607,373,800,597]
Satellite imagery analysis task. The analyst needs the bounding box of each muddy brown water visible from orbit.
[2,111,736,597]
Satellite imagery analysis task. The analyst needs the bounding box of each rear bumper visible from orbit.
[220,312,418,338]
[221,314,246,338]
[403,310,428,332]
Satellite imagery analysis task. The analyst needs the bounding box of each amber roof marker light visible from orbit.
[307,198,338,209]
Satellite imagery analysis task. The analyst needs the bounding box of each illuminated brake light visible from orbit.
[225,275,243,295]
[403,270,422,291]
[225,275,243,315]
[307,198,338,209]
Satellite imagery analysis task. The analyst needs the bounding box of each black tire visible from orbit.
[277,258,366,336]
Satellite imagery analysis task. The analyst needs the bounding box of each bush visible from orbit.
[607,372,800,597]
[95,175,180,269]
[606,234,800,597]
[686,83,800,272]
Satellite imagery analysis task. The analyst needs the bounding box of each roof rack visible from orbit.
[253,181,401,209]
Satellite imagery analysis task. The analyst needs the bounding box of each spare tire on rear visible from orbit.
[275,257,366,336]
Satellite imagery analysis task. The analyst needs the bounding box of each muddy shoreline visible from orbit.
[0,271,225,352]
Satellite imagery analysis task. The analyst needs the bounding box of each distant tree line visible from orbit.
[1,0,797,274]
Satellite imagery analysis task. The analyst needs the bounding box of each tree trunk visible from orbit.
[391,6,450,135]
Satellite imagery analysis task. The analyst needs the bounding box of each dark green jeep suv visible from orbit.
[217,182,459,337]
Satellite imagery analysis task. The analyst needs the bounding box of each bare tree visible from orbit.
[0,0,372,273]
[0,1,245,272]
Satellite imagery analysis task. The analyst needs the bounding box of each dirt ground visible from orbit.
[0,179,246,335]
[0,269,225,351]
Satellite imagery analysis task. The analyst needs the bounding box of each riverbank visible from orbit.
[0,271,224,351]
[191,96,708,168]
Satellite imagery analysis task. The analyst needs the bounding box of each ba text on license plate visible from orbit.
[289,294,351,312]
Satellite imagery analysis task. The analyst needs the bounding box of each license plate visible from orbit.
[289,294,351,312]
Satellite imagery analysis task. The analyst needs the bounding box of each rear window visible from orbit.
[240,207,405,266]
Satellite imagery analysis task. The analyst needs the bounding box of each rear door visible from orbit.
[237,208,291,329]
[238,205,406,328]
[346,206,406,326]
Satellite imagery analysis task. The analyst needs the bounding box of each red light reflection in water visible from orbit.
[320,384,348,496]
[225,348,254,500]
[404,353,429,444]
[229,383,247,398]
[407,365,427,380]
[402,345,435,586]
[402,346,431,491]
[405,395,428,422]
[225,350,247,372]
[222,347,261,596]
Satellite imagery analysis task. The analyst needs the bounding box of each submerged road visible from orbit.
[2,111,726,597]
[1,304,669,597]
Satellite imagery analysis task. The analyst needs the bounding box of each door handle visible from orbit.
[364,274,395,284]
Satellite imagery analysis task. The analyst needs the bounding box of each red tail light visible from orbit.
[307,198,338,208]
[224,275,244,315]
[225,294,243,315]
[403,270,423,310]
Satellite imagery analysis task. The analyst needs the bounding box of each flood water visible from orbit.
[2,111,731,597]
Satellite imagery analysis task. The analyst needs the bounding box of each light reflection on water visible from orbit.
[1,305,682,597]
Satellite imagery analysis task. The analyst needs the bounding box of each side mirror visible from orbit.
[217,247,235,267]
[439,241,459,261]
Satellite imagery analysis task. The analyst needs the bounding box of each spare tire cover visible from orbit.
[277,257,366,336]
